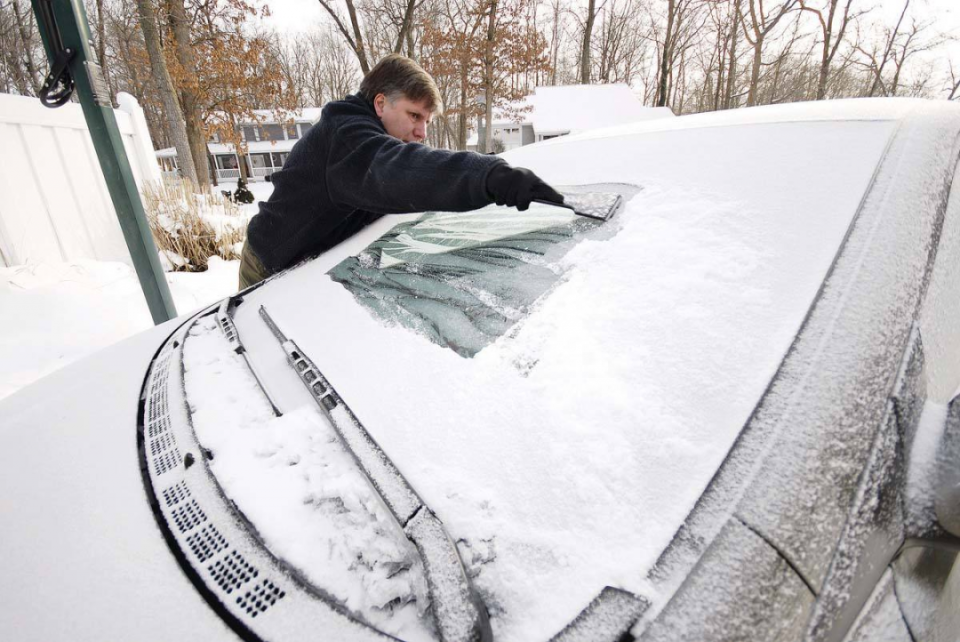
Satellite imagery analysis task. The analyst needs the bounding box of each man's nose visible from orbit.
[414,122,427,141]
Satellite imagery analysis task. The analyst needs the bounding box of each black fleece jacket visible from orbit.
[246,94,506,273]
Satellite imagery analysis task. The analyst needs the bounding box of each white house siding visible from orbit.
[0,92,160,267]
[491,124,524,151]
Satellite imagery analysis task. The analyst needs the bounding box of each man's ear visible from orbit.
[374,93,386,117]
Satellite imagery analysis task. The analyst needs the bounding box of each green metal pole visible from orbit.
[31,0,177,324]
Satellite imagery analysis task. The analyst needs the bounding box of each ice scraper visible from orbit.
[535,191,623,221]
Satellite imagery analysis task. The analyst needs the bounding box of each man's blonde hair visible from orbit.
[359,54,443,114]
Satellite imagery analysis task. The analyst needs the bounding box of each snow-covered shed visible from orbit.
[472,84,673,151]
[530,84,673,141]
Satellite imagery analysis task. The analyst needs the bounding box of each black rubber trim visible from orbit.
[136,305,265,642]
[138,305,407,642]
[888,562,920,642]
[735,517,818,596]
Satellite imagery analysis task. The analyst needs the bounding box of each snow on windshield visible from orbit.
[214,116,897,641]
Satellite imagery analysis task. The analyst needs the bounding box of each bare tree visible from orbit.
[135,0,199,184]
[949,60,960,101]
[855,3,940,98]
[580,0,597,83]
[724,0,742,108]
[653,0,707,109]
[483,0,497,152]
[0,0,44,95]
[12,0,41,91]
[855,0,909,97]
[394,0,418,53]
[168,0,211,187]
[798,0,860,100]
[317,0,372,73]
[741,0,798,106]
[594,0,649,85]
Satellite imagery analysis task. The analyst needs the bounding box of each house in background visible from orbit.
[156,108,321,183]
[470,84,674,152]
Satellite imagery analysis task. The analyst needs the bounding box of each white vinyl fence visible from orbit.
[0,92,161,267]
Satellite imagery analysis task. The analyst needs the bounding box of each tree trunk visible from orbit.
[724,0,741,109]
[458,61,468,150]
[483,0,498,154]
[344,0,371,73]
[747,34,763,106]
[136,0,198,186]
[395,0,417,54]
[580,0,596,84]
[11,0,42,92]
[657,0,676,107]
[869,0,909,97]
[93,0,113,97]
[815,0,838,100]
[550,0,561,85]
[168,0,211,188]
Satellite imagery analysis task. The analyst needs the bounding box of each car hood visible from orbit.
[0,313,236,641]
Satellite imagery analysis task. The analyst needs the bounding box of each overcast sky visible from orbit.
[262,0,959,87]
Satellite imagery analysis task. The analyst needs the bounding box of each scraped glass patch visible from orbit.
[328,185,637,358]
[378,207,575,269]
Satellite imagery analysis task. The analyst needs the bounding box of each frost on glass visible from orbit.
[328,187,633,358]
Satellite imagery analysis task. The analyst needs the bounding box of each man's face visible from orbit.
[374,93,434,143]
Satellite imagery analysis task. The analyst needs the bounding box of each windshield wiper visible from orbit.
[216,297,282,416]
[259,305,492,642]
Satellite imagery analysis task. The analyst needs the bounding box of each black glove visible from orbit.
[485,165,564,211]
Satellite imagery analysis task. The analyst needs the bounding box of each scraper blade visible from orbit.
[535,191,623,221]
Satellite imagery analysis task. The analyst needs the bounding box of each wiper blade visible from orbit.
[259,305,493,642]
[216,297,282,416]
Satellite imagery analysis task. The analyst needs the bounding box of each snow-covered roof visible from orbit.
[531,83,672,135]
[208,139,299,155]
[249,107,322,123]
[157,138,300,157]
[206,107,322,127]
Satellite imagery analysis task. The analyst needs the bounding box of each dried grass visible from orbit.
[143,178,248,272]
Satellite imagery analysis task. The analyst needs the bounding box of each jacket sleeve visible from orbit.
[326,116,506,215]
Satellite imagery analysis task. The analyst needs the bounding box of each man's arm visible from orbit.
[327,116,503,215]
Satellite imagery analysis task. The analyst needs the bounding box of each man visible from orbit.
[240,54,563,289]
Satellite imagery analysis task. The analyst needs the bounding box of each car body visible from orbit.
[2,98,960,642]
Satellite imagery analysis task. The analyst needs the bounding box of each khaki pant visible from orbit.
[238,242,269,290]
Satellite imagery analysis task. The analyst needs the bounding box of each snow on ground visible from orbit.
[0,257,239,401]
[217,178,274,216]
[0,180,274,402]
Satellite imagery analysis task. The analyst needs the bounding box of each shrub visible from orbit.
[234,177,255,204]
[143,178,249,272]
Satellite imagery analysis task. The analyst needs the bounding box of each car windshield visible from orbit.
[328,185,636,358]
[184,115,900,641]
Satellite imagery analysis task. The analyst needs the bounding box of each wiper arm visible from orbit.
[259,305,493,642]
[216,297,282,416]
